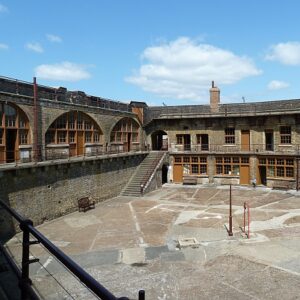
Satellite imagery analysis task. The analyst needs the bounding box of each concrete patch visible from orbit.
[121,247,145,265]
[64,215,102,228]
[174,210,202,225]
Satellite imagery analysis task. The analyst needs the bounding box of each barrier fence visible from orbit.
[0,144,146,166]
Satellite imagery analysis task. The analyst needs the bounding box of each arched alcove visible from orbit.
[45,111,103,158]
[110,117,140,152]
[0,102,31,163]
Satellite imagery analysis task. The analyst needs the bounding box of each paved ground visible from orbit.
[5,184,300,299]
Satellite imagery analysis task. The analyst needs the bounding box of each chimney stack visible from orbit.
[210,81,220,112]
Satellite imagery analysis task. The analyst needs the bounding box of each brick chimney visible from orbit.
[210,81,220,113]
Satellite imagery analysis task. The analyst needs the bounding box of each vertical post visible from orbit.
[243,202,246,233]
[138,290,145,300]
[228,184,233,236]
[297,158,299,191]
[20,219,33,300]
[33,77,39,162]
[247,203,250,239]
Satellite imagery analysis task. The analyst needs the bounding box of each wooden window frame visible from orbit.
[225,128,235,144]
[280,126,291,144]
[45,112,103,146]
[215,156,249,176]
[173,155,207,175]
[259,157,294,178]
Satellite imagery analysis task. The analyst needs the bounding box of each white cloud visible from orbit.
[25,42,44,53]
[126,37,261,100]
[35,61,91,81]
[0,4,8,13]
[267,80,290,90]
[265,42,300,65]
[46,34,62,43]
[0,43,8,50]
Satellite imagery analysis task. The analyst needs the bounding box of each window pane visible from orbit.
[216,165,222,174]
[200,165,207,174]
[174,156,182,163]
[276,167,284,177]
[191,164,199,174]
[224,165,231,174]
[183,156,190,163]
[286,167,294,177]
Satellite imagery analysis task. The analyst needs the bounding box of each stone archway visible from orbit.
[151,130,168,150]
[0,102,31,163]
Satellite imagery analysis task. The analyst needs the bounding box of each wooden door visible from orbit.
[240,165,250,185]
[173,164,183,183]
[77,132,84,155]
[241,130,250,151]
[69,144,76,157]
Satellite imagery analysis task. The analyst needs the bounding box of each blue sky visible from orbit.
[1,1,300,106]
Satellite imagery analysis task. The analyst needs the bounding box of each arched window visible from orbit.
[0,102,30,163]
[45,111,103,157]
[110,117,140,152]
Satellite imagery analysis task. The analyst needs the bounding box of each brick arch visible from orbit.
[0,101,31,163]
[109,117,141,152]
[45,111,104,157]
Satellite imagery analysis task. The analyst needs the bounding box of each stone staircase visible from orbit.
[121,151,166,197]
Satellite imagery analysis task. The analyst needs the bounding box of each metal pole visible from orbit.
[297,158,299,191]
[247,203,250,239]
[228,184,233,236]
[20,219,33,300]
[138,290,145,300]
[243,202,246,233]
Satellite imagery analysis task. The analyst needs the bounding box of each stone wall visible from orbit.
[0,153,147,241]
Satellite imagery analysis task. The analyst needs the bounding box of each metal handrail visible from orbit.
[0,200,144,299]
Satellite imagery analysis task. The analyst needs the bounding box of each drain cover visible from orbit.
[178,237,200,249]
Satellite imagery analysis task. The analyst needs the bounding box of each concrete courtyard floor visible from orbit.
[6,184,300,299]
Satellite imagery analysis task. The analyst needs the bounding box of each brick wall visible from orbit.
[0,153,147,241]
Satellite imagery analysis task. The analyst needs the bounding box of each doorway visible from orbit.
[6,129,17,162]
[127,133,131,152]
[240,165,250,185]
[257,166,267,185]
[77,131,84,155]
[241,130,250,151]
[162,164,169,184]
[265,130,274,151]
[173,164,183,183]
[151,130,168,150]
[183,134,191,151]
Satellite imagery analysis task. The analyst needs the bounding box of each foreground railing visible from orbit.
[0,200,145,300]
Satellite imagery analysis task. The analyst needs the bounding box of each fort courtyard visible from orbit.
[4,184,300,299]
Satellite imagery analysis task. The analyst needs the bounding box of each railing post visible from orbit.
[19,219,33,300]
[228,184,233,236]
[138,290,145,300]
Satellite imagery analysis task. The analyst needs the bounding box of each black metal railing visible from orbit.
[0,200,145,299]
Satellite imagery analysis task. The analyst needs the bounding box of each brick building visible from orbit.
[1,76,300,189]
